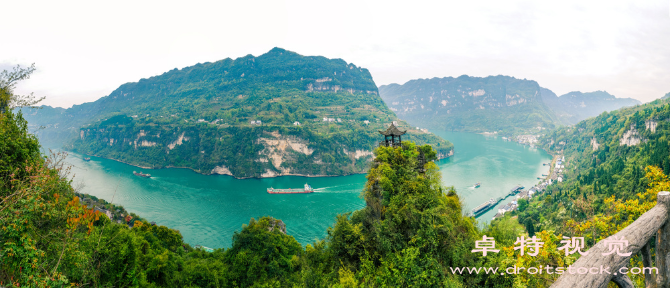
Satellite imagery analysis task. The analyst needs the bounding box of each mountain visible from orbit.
[379,76,641,135]
[540,89,641,124]
[21,48,452,178]
[379,75,560,135]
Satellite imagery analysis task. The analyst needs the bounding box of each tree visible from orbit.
[0,64,43,113]
[517,198,529,212]
[0,108,42,193]
[524,218,535,237]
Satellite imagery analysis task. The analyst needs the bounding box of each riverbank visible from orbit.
[76,152,369,180]
[74,146,454,180]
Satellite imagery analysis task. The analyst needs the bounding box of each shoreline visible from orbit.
[71,150,454,180]
[73,152,370,180]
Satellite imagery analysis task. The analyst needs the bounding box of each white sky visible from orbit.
[2,0,669,108]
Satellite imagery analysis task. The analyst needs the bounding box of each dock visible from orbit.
[472,185,524,218]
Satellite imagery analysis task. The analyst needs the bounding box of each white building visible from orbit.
[293,121,301,126]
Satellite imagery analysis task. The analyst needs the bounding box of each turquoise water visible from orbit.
[433,131,552,222]
[59,131,550,248]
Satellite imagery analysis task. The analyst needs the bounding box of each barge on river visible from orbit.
[267,183,314,194]
[133,171,151,178]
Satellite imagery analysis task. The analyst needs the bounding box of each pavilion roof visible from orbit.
[379,123,406,136]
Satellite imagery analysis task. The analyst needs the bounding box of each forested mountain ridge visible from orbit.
[21,48,453,178]
[379,75,641,135]
[540,89,641,124]
[512,96,670,285]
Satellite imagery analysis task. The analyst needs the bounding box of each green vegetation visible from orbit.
[20,48,452,177]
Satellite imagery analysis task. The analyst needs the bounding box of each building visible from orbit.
[293,121,301,126]
[379,123,406,147]
[95,208,113,220]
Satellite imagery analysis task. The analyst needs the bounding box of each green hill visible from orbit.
[379,75,641,135]
[21,48,452,178]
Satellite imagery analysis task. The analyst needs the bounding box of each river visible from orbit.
[58,131,551,248]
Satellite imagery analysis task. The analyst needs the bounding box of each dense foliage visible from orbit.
[0,110,41,193]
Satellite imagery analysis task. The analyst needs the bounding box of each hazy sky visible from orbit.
[2,0,669,108]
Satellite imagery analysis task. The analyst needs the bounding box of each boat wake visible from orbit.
[312,187,361,194]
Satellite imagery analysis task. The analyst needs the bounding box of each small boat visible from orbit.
[84,157,91,161]
[473,182,481,188]
[268,183,314,194]
[133,171,151,178]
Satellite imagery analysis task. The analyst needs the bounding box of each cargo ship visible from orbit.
[267,183,314,194]
[133,171,151,178]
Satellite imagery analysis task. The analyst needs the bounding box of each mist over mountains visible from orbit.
[379,76,641,134]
